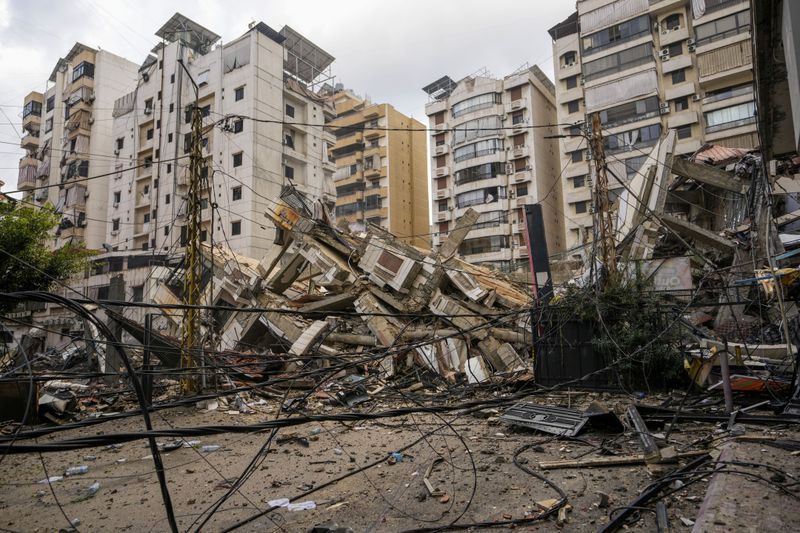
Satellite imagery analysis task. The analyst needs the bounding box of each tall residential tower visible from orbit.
[549,0,758,251]
[423,66,564,272]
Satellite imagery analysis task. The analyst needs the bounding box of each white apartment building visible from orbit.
[108,14,336,259]
[423,66,564,272]
[18,44,139,250]
[549,0,758,251]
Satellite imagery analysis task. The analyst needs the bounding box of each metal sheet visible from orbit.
[500,403,588,436]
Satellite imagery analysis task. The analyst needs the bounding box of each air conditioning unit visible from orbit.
[692,94,702,102]
[659,49,670,60]
[142,73,150,82]
[435,167,447,177]
[114,149,120,155]
[659,102,670,115]
[113,202,119,208]
[88,117,95,124]
[87,93,96,103]
[565,61,575,68]
[144,107,152,115]
[505,163,514,175]
[687,38,696,46]
[510,100,523,110]
[579,76,586,85]
[111,230,119,236]
[688,44,696,52]
[436,189,446,199]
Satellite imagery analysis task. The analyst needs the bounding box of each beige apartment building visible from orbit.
[549,0,758,251]
[18,44,139,250]
[328,89,429,248]
[108,14,336,259]
[423,66,564,272]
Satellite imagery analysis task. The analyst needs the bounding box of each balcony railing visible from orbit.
[704,0,747,15]
[705,115,756,134]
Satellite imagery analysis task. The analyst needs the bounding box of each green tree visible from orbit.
[0,201,91,298]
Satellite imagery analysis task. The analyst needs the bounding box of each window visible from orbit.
[166,163,172,173]
[453,139,503,163]
[200,230,207,242]
[285,103,295,117]
[157,90,162,100]
[233,152,243,167]
[454,162,503,185]
[46,96,55,112]
[350,164,358,175]
[567,100,580,114]
[565,75,578,89]
[116,137,124,150]
[704,83,753,104]
[453,115,502,144]
[231,221,241,235]
[509,86,522,101]
[284,132,295,149]
[582,42,653,82]
[364,195,382,210]
[561,51,577,67]
[599,96,660,128]
[113,191,121,203]
[337,182,366,196]
[570,150,584,163]
[169,103,174,113]
[165,193,171,204]
[667,42,682,57]
[164,226,169,236]
[704,101,756,133]
[143,184,150,195]
[455,186,506,208]
[233,118,243,133]
[574,201,588,214]
[624,155,648,178]
[573,175,586,188]
[144,97,153,112]
[459,235,509,256]
[673,96,690,112]
[516,184,528,197]
[143,213,150,223]
[511,111,525,125]
[72,61,95,82]
[451,93,501,118]
[232,186,242,201]
[606,124,662,153]
[132,286,144,302]
[676,124,692,139]
[581,14,650,57]
[144,156,152,168]
[156,120,161,130]
[168,133,173,143]
[695,10,751,46]
[438,200,448,212]
[170,73,175,83]
[22,100,42,118]
[154,178,158,189]
[671,69,686,84]
[284,165,294,179]
[234,86,244,101]
[663,14,681,31]
[77,160,89,177]
[146,128,154,140]
[112,219,120,231]
[198,70,209,86]
[45,117,53,133]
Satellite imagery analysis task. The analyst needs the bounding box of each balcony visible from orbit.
[434,166,449,178]
[20,132,40,151]
[436,210,450,222]
[332,132,364,152]
[504,98,528,114]
[22,112,41,133]
[133,223,151,237]
[364,166,382,179]
[17,159,38,190]
[697,39,752,84]
[702,0,748,16]
[434,143,449,156]
[705,115,756,135]
[513,170,532,183]
[508,145,530,160]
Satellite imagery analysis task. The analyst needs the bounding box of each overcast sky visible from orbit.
[0,0,575,193]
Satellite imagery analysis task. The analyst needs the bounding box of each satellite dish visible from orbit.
[102,243,113,252]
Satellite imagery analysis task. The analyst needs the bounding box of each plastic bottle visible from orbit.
[200,445,220,453]
[64,465,89,476]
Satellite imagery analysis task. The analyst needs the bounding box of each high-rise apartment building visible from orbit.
[423,66,564,272]
[18,44,139,250]
[329,89,429,248]
[549,0,758,251]
[108,14,336,259]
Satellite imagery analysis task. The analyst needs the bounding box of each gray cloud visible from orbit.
[0,0,575,192]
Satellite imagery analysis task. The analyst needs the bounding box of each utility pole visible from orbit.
[589,113,617,285]
[179,60,201,395]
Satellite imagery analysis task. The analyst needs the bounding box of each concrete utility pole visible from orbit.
[179,60,202,395]
[589,113,617,285]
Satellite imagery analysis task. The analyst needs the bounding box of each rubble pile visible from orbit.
[109,202,535,395]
